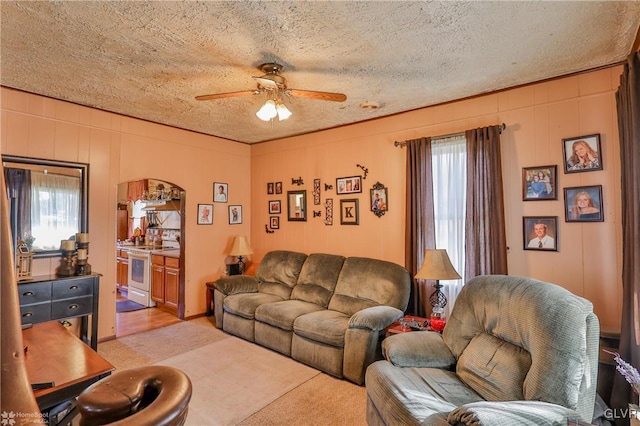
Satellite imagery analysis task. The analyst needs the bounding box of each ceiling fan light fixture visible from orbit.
[256,99,277,121]
[276,101,292,121]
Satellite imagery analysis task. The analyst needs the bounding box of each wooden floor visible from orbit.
[116,288,181,338]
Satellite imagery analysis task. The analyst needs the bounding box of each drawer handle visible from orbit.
[23,312,33,317]
[70,285,79,290]
[69,304,79,310]
[23,291,34,296]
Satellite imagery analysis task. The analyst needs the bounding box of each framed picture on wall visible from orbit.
[267,182,274,194]
[268,200,281,214]
[340,199,359,225]
[562,134,602,173]
[228,205,242,224]
[275,181,283,194]
[336,176,362,195]
[370,182,388,217]
[522,165,557,200]
[197,204,213,225]
[564,185,604,222]
[213,182,228,202]
[523,216,558,251]
[270,216,280,229]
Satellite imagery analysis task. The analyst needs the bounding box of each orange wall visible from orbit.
[1,87,252,340]
[1,64,624,335]
[250,66,623,331]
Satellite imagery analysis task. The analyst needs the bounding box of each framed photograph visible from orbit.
[340,199,359,225]
[370,182,388,217]
[197,204,213,225]
[228,205,242,224]
[523,216,558,251]
[213,182,228,203]
[268,200,281,214]
[336,176,362,195]
[564,185,604,222]
[270,216,280,229]
[267,182,274,194]
[562,134,602,173]
[275,181,283,194]
[522,165,557,200]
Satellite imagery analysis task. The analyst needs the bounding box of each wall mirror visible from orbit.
[2,155,89,258]
[287,190,307,221]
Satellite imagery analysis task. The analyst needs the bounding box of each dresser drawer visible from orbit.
[51,296,93,319]
[19,282,52,305]
[20,303,51,325]
[52,278,94,299]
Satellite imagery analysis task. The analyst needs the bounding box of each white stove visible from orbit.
[127,248,155,307]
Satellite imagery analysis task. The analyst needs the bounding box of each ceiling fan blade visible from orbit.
[288,89,347,102]
[195,90,257,101]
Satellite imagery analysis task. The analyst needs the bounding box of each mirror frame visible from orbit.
[287,190,307,222]
[2,155,89,258]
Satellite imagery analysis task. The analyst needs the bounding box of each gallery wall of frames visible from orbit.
[522,133,604,252]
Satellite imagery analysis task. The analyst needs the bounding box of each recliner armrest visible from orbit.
[214,275,259,295]
[348,306,404,331]
[382,331,456,368]
[447,400,588,426]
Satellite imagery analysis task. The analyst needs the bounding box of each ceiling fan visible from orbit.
[195,63,347,120]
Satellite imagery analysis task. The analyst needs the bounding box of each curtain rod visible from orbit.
[394,123,506,147]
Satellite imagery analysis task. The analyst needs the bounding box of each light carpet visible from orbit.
[98,318,366,426]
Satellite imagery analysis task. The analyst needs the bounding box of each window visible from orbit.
[431,135,466,312]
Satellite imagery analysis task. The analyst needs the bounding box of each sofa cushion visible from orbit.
[255,300,324,331]
[328,257,411,316]
[456,332,531,401]
[256,250,307,299]
[291,253,345,307]
[223,293,284,320]
[365,360,484,426]
[293,309,350,347]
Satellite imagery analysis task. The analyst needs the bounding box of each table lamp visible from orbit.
[414,249,461,331]
[228,236,253,274]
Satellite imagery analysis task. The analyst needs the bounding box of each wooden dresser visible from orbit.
[18,273,100,350]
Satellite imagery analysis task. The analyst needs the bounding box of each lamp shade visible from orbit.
[414,249,461,281]
[256,100,277,121]
[228,236,253,257]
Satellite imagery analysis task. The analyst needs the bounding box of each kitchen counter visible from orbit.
[117,245,180,257]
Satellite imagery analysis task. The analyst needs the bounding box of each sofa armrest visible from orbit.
[348,306,404,331]
[214,275,259,295]
[447,400,588,426]
[382,331,456,368]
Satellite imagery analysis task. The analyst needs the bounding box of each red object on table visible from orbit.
[429,315,446,332]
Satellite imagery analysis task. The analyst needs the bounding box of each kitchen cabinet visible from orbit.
[116,249,129,290]
[151,254,179,315]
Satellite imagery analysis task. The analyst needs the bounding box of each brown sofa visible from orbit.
[212,250,411,385]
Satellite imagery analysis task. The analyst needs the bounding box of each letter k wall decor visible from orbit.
[340,199,359,225]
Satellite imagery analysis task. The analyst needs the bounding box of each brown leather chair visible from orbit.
[1,169,192,426]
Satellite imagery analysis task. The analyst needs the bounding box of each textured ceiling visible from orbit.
[2,2,639,144]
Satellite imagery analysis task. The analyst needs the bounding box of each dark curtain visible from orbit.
[3,167,31,241]
[405,137,435,316]
[612,51,640,418]
[465,126,508,278]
